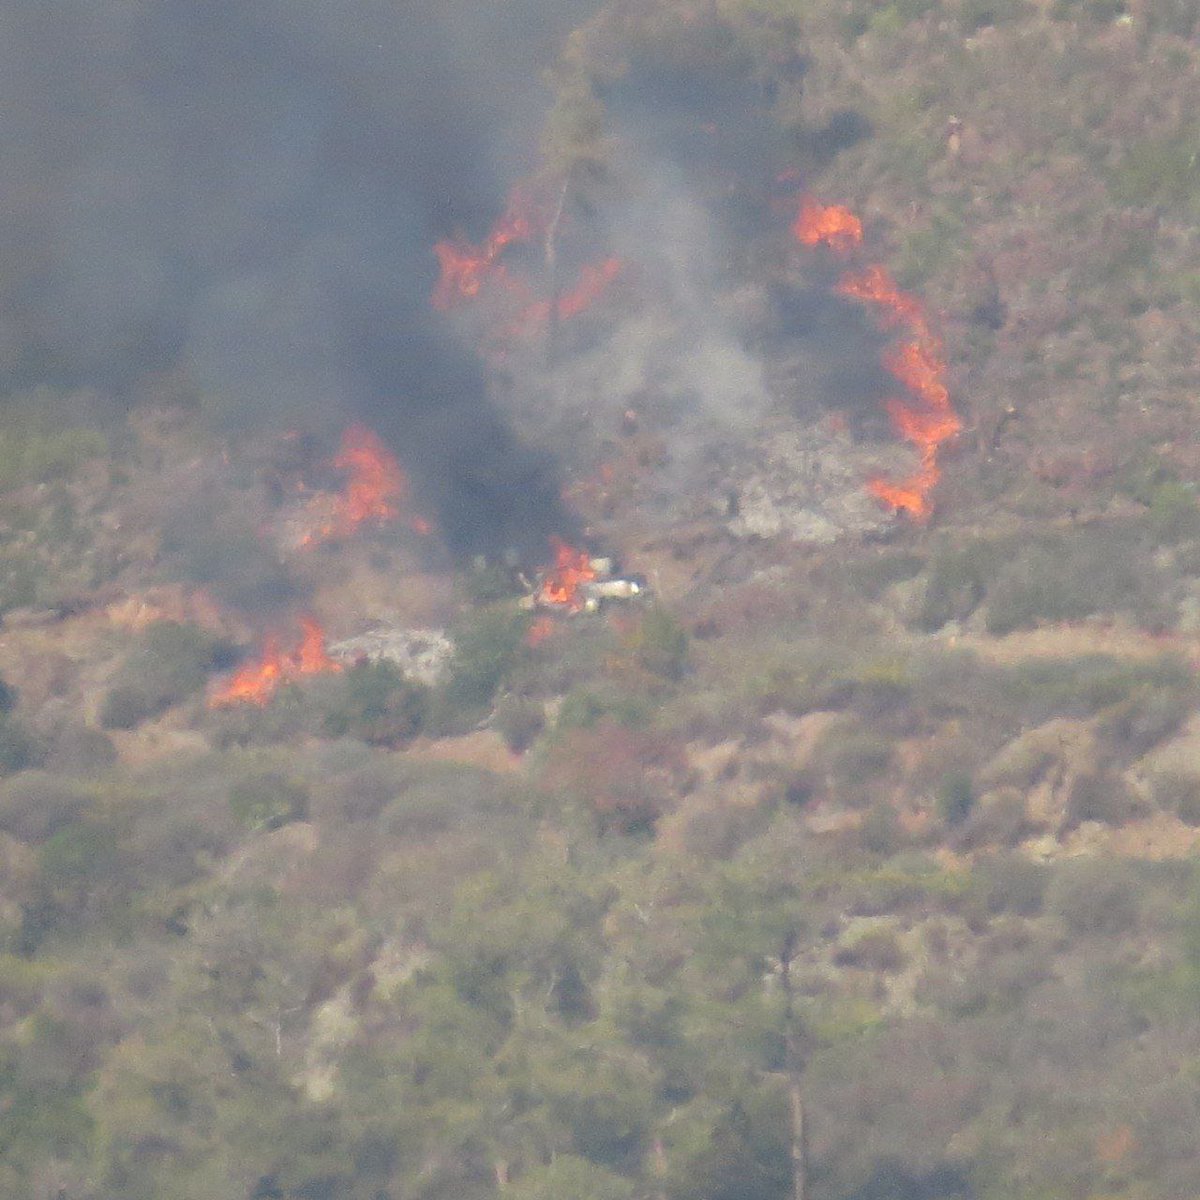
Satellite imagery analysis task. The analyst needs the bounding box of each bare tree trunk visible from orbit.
[652,1135,669,1200]
[789,1080,806,1200]
[779,930,807,1200]
[543,176,571,363]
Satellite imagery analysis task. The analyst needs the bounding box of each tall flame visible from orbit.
[333,424,406,529]
[303,424,431,546]
[210,615,342,707]
[538,537,598,612]
[793,199,960,520]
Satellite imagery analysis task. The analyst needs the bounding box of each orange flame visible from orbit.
[303,425,432,546]
[836,265,929,337]
[792,199,863,253]
[431,184,545,311]
[210,615,342,707]
[538,537,598,612]
[555,258,624,320]
[507,258,624,337]
[333,424,405,528]
[790,227,962,520]
[432,183,622,339]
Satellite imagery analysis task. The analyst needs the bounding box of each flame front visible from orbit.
[792,199,863,253]
[538,537,598,612]
[210,616,342,707]
[836,265,929,338]
[793,200,960,520]
[838,266,960,520]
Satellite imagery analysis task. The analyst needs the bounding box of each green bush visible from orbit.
[556,686,653,733]
[916,544,989,631]
[972,853,1047,916]
[937,772,975,826]
[953,788,1026,851]
[833,927,907,972]
[626,606,689,680]
[1148,771,1200,825]
[494,695,545,753]
[101,621,230,729]
[1109,128,1200,211]
[1064,771,1139,827]
[440,609,528,714]
[321,660,429,746]
[0,772,96,843]
[957,0,1024,31]
[1046,858,1140,936]
[508,1156,635,1200]
[228,771,309,831]
[1148,481,1200,542]
[0,400,106,490]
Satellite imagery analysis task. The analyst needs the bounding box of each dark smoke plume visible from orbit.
[0,0,598,560]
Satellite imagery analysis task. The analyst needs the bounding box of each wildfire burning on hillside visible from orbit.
[432,182,623,337]
[302,424,432,547]
[210,616,342,707]
[795,200,960,520]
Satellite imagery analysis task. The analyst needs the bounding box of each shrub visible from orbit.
[625,607,689,680]
[42,724,117,775]
[985,530,1160,636]
[494,695,545,753]
[463,561,519,603]
[952,788,1026,851]
[972,853,1047,916]
[937,772,975,826]
[98,686,156,732]
[39,819,126,919]
[507,1156,634,1200]
[440,609,528,714]
[161,500,297,612]
[1148,771,1200,826]
[557,686,653,732]
[859,802,904,856]
[957,0,1023,32]
[0,772,96,843]
[915,543,990,631]
[0,714,36,775]
[0,396,106,490]
[101,621,230,729]
[1046,858,1140,936]
[815,723,894,805]
[1148,480,1200,542]
[321,660,429,746]
[542,720,686,834]
[0,547,44,616]
[1064,771,1139,828]
[228,771,309,831]
[833,927,907,972]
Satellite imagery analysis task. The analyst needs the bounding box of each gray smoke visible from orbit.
[0,0,599,559]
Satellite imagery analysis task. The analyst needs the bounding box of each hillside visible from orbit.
[2,2,1200,1199]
